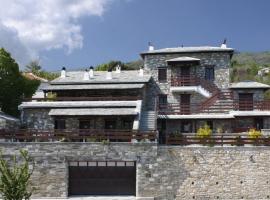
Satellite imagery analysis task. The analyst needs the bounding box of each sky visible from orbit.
[0,0,270,71]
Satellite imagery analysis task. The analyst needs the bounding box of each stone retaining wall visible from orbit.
[1,143,270,199]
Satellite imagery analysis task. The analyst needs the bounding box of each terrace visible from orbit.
[1,129,270,146]
[158,100,270,115]
[165,133,270,146]
[0,129,157,142]
[170,75,219,94]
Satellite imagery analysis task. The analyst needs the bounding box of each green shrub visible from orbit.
[196,124,212,139]
[0,150,35,200]
[248,128,262,139]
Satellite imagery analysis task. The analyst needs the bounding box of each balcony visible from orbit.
[158,103,197,115]
[165,134,270,146]
[158,100,270,115]
[234,100,270,111]
[171,76,198,87]
[0,129,157,142]
[170,76,219,95]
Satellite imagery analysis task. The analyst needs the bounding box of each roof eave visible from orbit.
[140,49,234,58]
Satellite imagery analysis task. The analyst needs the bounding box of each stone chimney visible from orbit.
[60,67,66,78]
[106,69,112,79]
[139,67,144,76]
[116,64,121,73]
[89,66,94,78]
[83,69,90,80]
[148,42,154,51]
[221,38,227,48]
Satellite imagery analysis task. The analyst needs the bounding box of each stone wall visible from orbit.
[2,143,270,199]
[0,118,20,130]
[21,109,54,130]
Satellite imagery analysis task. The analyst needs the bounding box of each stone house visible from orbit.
[19,67,156,133]
[8,42,270,198]
[18,42,270,139]
[140,42,270,141]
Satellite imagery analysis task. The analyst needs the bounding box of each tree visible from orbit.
[95,60,141,71]
[0,150,35,200]
[0,48,40,116]
[95,60,123,71]
[25,60,41,73]
[24,60,59,81]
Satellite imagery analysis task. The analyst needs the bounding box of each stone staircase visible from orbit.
[139,111,156,131]
[199,89,234,114]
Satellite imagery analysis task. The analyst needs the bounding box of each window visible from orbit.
[159,94,167,105]
[158,68,167,82]
[205,66,215,81]
[79,119,95,129]
[55,119,66,130]
[122,120,133,130]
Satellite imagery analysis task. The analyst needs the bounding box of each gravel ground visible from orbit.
[32,196,136,200]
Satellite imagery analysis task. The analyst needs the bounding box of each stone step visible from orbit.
[139,111,156,131]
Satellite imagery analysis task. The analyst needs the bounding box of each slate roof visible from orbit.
[229,81,270,89]
[49,108,137,116]
[141,46,234,56]
[43,83,145,91]
[50,71,151,85]
[18,101,138,109]
[0,111,19,121]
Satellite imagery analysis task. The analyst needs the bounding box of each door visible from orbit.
[181,67,190,76]
[181,120,192,133]
[205,66,215,81]
[105,119,117,129]
[180,67,191,86]
[68,161,136,196]
[239,93,253,110]
[157,119,166,144]
[180,94,191,114]
[206,121,213,130]
[254,118,264,130]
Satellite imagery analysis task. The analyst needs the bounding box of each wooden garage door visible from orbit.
[68,161,136,196]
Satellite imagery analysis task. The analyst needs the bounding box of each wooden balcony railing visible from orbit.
[233,100,270,111]
[0,129,157,142]
[171,75,219,91]
[158,103,197,115]
[166,134,270,146]
[158,100,270,115]
[171,76,198,86]
[23,96,141,102]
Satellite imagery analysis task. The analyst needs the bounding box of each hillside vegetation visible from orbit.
[231,52,270,84]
